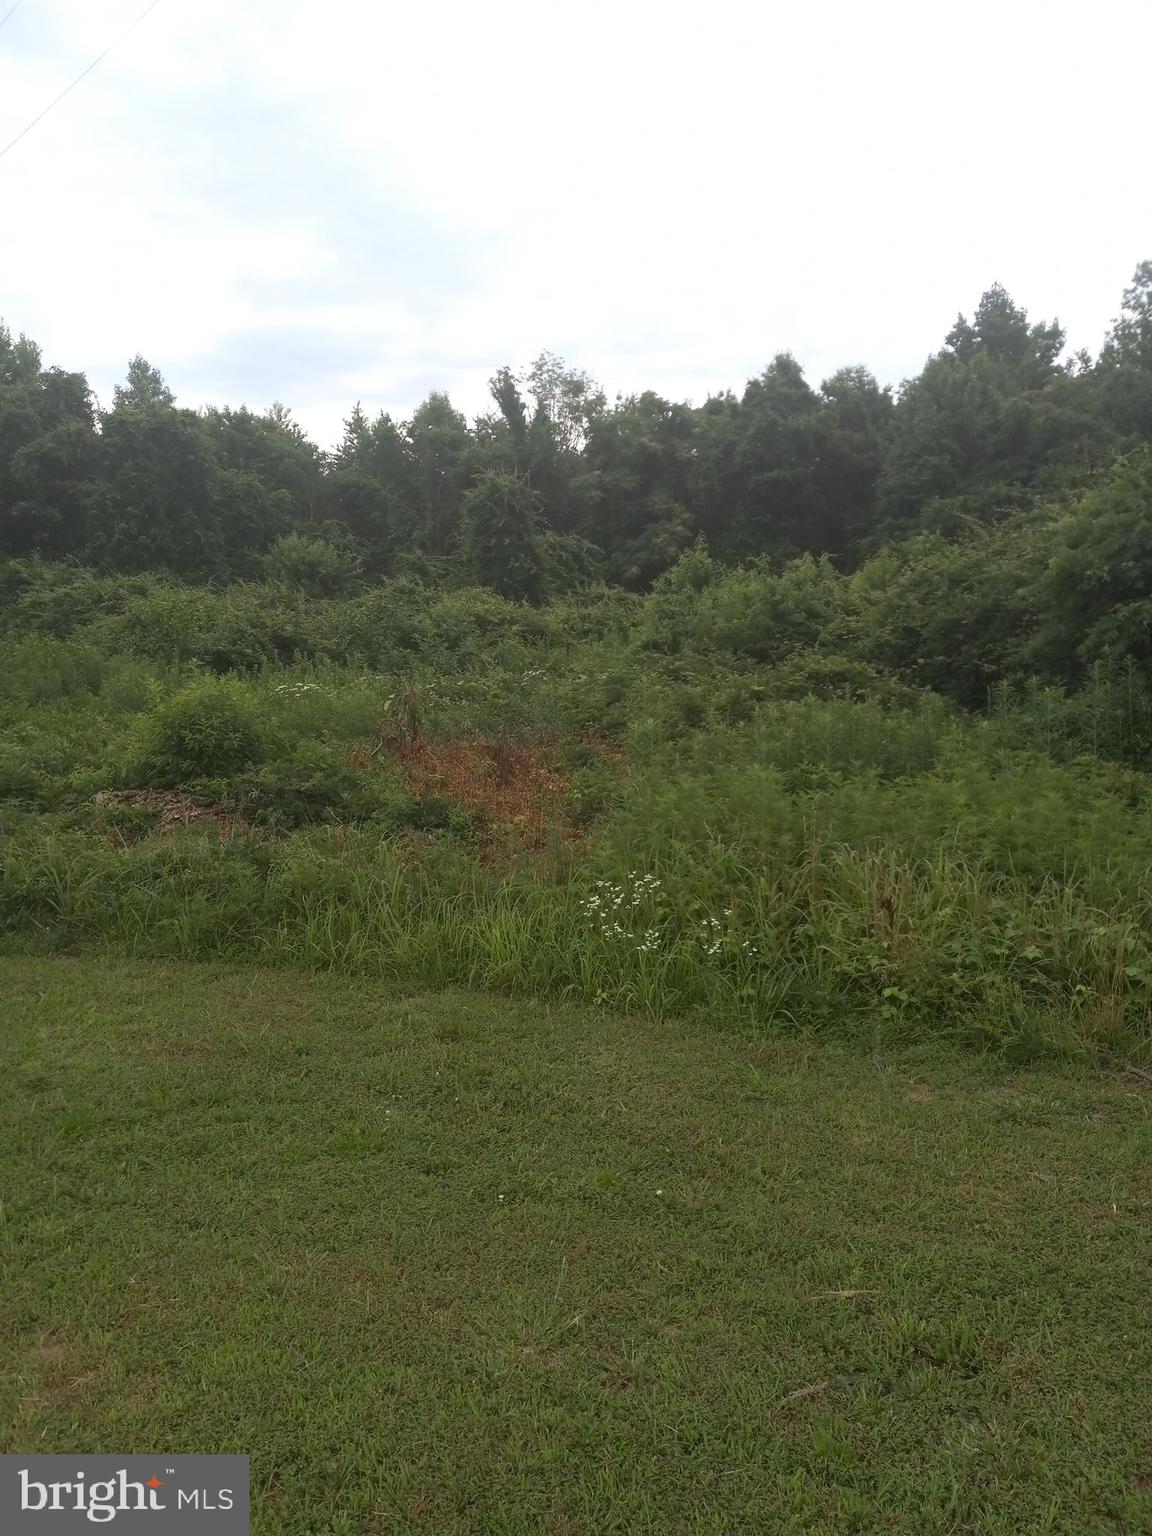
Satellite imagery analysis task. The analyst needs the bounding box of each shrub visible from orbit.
[241,741,361,826]
[424,586,557,655]
[678,554,853,661]
[131,678,269,786]
[262,533,363,597]
[564,756,623,826]
[539,531,604,593]
[851,522,1043,705]
[764,649,926,709]
[0,637,108,702]
[0,745,47,804]
[376,793,475,838]
[0,562,158,639]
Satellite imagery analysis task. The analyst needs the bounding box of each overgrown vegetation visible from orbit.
[2,557,1152,1061]
[5,263,1152,1535]
[3,267,1152,1062]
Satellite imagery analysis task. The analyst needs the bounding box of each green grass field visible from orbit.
[2,957,1150,1534]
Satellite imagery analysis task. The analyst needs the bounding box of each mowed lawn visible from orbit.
[1,959,1149,1535]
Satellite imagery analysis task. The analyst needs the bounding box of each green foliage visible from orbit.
[262,532,363,596]
[459,469,548,604]
[0,560,156,638]
[876,284,1107,538]
[406,392,474,554]
[241,741,362,826]
[655,554,853,662]
[0,744,46,805]
[1028,449,1152,678]
[1099,260,1152,440]
[0,329,99,562]
[130,678,269,785]
[584,392,695,586]
[3,261,1151,584]
[0,636,108,703]
[6,260,1152,1064]
[3,629,1152,1061]
[851,522,1043,705]
[202,403,322,516]
[763,649,926,708]
[538,529,603,592]
[987,660,1152,767]
[651,536,719,595]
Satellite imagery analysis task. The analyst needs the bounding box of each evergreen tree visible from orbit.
[0,326,99,559]
[323,405,415,567]
[406,392,473,554]
[489,367,530,469]
[1,258,1148,588]
[1099,262,1152,441]
[583,392,695,587]
[812,366,893,561]
[877,285,1091,536]
[459,469,547,603]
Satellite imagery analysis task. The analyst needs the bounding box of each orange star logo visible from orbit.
[146,1476,164,1489]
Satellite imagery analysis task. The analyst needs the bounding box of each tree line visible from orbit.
[2,263,1150,599]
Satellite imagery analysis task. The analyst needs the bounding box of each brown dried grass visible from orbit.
[396,733,570,844]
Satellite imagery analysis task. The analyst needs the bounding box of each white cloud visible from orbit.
[1,0,1149,447]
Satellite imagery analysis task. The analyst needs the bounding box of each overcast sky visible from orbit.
[2,0,1149,448]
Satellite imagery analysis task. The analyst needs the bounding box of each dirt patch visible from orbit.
[398,735,569,842]
[356,687,575,846]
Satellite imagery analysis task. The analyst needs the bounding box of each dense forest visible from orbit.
[4,261,1152,1062]
[2,262,1149,597]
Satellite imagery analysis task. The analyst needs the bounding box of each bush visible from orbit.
[851,522,1044,705]
[459,470,547,604]
[241,741,361,826]
[539,531,604,593]
[764,650,926,709]
[130,678,269,786]
[87,584,314,672]
[0,745,47,805]
[564,757,623,825]
[0,637,107,702]
[8,544,1152,1064]
[263,533,363,597]
[646,554,854,661]
[376,793,475,838]
[0,562,158,640]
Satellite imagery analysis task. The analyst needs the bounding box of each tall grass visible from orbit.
[3,813,1149,1062]
[5,574,1152,1063]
